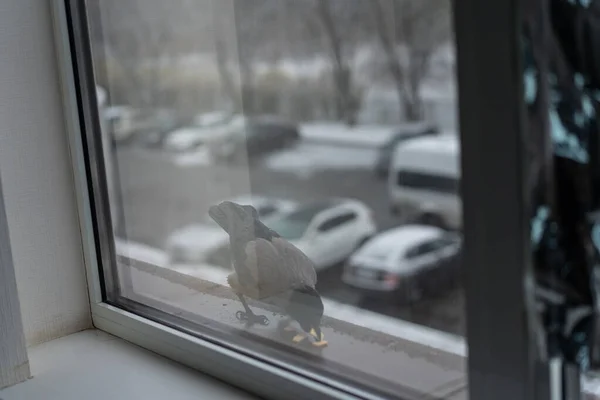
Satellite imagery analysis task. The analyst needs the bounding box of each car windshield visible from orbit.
[267,216,311,240]
[360,249,389,261]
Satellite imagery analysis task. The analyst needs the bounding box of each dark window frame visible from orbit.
[454,0,545,399]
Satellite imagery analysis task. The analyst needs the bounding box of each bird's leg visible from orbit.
[235,294,269,326]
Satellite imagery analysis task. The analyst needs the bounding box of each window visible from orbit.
[317,212,357,232]
[396,170,459,194]
[405,240,437,259]
[71,0,467,396]
[419,240,443,255]
[432,236,458,251]
[57,0,568,398]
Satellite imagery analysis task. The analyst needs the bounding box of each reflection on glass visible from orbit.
[208,200,326,345]
[89,0,463,396]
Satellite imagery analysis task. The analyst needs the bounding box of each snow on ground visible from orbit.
[115,238,229,284]
[171,263,230,286]
[299,123,398,148]
[131,122,423,171]
[115,239,169,266]
[262,143,379,177]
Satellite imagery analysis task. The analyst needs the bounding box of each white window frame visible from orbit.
[0,173,30,390]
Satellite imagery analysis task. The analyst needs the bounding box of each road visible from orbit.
[113,143,465,336]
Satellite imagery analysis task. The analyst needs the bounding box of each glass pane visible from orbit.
[87,0,465,397]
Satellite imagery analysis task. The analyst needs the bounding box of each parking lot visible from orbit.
[114,141,465,336]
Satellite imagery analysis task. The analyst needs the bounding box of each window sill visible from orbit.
[0,329,257,400]
[113,257,468,399]
[112,255,600,400]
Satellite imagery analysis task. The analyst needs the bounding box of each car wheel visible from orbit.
[404,281,422,304]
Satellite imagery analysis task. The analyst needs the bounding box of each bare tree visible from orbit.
[312,0,362,125]
[210,0,242,112]
[90,0,188,107]
[369,0,452,121]
[209,0,287,114]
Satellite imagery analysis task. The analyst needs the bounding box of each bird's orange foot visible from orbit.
[289,330,328,348]
[309,329,328,348]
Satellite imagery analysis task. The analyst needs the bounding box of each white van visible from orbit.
[388,133,461,230]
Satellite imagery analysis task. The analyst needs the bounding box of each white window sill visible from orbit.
[0,330,257,400]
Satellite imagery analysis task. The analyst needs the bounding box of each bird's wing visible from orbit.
[270,237,317,288]
[244,238,290,299]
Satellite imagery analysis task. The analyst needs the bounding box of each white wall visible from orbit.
[0,0,91,346]
[0,174,30,388]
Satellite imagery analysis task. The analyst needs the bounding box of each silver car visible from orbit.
[343,225,461,303]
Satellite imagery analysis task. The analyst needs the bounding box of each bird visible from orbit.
[208,200,325,344]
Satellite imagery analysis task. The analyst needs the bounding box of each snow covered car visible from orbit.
[342,225,461,303]
[215,116,300,163]
[265,198,377,270]
[166,195,297,264]
[162,114,247,154]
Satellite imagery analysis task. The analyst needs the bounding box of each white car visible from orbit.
[265,198,377,270]
[164,115,246,154]
[388,133,461,230]
[166,195,297,264]
[342,225,461,302]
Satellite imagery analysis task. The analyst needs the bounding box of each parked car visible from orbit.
[375,122,439,177]
[103,105,138,142]
[388,133,461,230]
[130,114,187,150]
[163,115,245,153]
[216,116,300,163]
[105,107,180,144]
[342,225,461,303]
[192,110,236,128]
[166,195,297,264]
[265,198,377,270]
[162,127,212,153]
